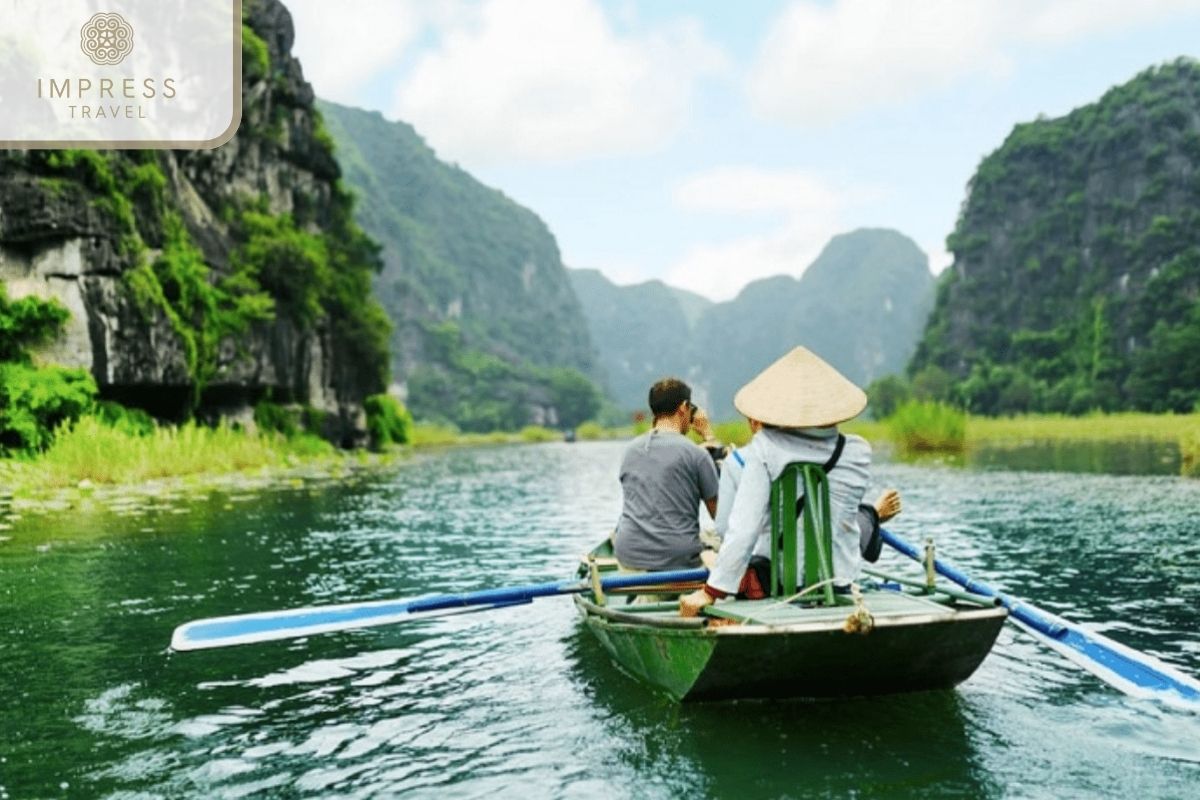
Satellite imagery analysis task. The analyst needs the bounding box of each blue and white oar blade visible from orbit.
[171,597,424,651]
[881,527,1200,707]
[1011,615,1200,708]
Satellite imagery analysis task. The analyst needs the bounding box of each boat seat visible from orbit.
[770,461,836,606]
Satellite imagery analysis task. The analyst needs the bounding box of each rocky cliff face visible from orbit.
[911,58,1200,413]
[318,100,599,431]
[0,0,387,443]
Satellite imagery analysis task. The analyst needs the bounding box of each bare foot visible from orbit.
[874,488,902,522]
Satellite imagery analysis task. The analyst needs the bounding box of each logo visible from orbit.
[80,12,134,66]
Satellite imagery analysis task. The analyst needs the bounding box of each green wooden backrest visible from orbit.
[769,462,836,606]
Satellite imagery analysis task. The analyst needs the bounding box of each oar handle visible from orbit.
[598,568,709,591]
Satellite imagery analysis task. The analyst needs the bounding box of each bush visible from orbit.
[93,400,155,436]
[519,425,558,442]
[364,394,413,449]
[712,419,753,447]
[302,406,329,436]
[545,367,601,428]
[0,363,97,454]
[285,433,335,458]
[0,287,70,362]
[1182,430,1200,478]
[887,401,966,454]
[575,421,606,441]
[408,422,461,447]
[866,374,911,419]
[254,401,299,437]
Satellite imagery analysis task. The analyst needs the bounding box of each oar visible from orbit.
[882,527,1200,705]
[170,567,708,652]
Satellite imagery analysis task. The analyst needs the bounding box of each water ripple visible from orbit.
[3,443,1200,797]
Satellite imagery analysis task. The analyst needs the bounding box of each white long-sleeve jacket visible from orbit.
[707,426,871,595]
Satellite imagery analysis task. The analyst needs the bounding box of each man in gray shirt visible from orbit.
[613,378,720,571]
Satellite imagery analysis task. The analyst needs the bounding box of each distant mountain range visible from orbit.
[573,228,936,419]
[568,269,708,414]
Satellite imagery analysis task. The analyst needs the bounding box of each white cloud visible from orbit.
[286,0,425,106]
[391,0,727,166]
[665,168,852,300]
[674,167,842,216]
[749,0,1200,126]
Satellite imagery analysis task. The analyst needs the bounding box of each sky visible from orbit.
[285,0,1200,301]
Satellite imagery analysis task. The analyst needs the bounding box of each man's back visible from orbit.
[613,429,719,571]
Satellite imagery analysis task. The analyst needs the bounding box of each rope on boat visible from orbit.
[721,578,875,634]
[842,583,875,635]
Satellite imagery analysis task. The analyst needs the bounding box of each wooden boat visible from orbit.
[574,462,1007,702]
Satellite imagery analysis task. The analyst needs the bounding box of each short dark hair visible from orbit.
[648,377,691,418]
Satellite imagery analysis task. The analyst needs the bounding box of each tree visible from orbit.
[546,368,601,429]
[865,374,911,419]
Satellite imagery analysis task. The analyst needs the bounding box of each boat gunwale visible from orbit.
[573,595,1008,637]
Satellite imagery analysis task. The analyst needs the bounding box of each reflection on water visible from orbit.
[564,627,998,798]
[1,443,1199,798]
[969,439,1181,476]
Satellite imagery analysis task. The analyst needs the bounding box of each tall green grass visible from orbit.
[887,401,967,453]
[519,425,560,443]
[712,419,752,447]
[966,412,1199,443]
[408,421,563,448]
[1177,429,1199,478]
[17,416,335,488]
[575,421,607,441]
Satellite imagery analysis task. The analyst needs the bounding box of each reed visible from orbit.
[18,416,337,488]
[887,401,967,454]
[1180,430,1200,478]
[408,422,464,447]
[575,421,607,441]
[519,425,560,443]
[965,412,1200,444]
[712,419,752,447]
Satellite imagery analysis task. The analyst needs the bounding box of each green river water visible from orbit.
[1,441,1199,798]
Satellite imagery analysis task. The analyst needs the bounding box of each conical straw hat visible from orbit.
[733,346,867,428]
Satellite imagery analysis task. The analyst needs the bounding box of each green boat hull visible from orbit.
[575,595,1007,702]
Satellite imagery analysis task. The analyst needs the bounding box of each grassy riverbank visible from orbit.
[0,418,569,500]
[4,408,1195,509]
[409,422,562,447]
[711,408,1199,476]
[0,417,347,493]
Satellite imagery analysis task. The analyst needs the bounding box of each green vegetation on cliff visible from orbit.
[912,58,1200,414]
[317,100,600,431]
[0,287,96,453]
[407,322,599,432]
[2,0,394,453]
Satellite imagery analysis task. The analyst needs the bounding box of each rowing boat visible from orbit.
[573,539,1007,702]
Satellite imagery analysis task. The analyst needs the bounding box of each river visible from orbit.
[2,441,1199,798]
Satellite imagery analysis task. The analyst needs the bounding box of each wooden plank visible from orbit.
[704,591,957,626]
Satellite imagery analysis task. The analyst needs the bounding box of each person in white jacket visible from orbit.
[715,428,902,596]
[681,346,879,616]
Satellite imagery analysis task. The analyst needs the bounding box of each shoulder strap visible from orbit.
[731,449,745,467]
[822,434,846,473]
[794,434,846,519]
